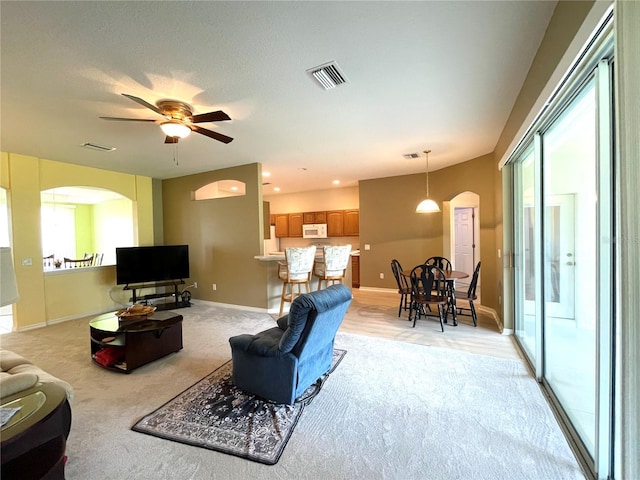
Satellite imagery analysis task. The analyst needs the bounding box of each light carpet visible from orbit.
[0,301,585,479]
[132,350,346,465]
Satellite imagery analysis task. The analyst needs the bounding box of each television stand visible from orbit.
[124,280,191,310]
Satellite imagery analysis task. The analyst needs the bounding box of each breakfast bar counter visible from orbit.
[253,251,357,314]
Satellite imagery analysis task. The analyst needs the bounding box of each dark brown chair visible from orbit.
[390,259,411,317]
[64,256,93,268]
[43,254,54,269]
[408,264,449,331]
[424,256,452,271]
[454,261,481,326]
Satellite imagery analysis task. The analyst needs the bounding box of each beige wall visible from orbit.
[359,153,499,312]
[2,152,155,329]
[162,163,269,309]
[265,186,359,213]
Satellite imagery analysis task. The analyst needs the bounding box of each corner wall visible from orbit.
[359,152,499,312]
[162,163,268,309]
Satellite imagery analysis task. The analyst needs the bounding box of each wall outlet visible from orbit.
[194,282,198,289]
[364,244,371,250]
[21,258,33,266]
[212,283,217,291]
[379,273,384,279]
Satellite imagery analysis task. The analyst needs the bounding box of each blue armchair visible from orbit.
[229,284,352,404]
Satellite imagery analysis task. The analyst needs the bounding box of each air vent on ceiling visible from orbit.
[403,153,419,159]
[82,142,116,152]
[262,182,272,186]
[306,61,349,90]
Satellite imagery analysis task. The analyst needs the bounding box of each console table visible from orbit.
[89,310,183,373]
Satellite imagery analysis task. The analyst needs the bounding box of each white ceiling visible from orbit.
[1,1,556,195]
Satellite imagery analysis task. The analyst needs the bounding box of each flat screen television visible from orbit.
[116,245,189,285]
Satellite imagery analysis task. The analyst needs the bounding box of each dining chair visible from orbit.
[313,245,352,290]
[454,261,481,326]
[277,246,317,316]
[390,259,411,317]
[85,252,104,266]
[408,264,449,331]
[43,254,54,269]
[64,256,93,268]
[424,256,452,271]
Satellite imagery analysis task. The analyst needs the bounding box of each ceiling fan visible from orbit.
[100,93,233,144]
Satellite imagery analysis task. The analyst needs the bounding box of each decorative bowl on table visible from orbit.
[115,304,156,320]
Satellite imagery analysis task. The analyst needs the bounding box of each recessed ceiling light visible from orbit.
[263,171,271,177]
[231,186,238,191]
[332,180,340,185]
[274,187,281,192]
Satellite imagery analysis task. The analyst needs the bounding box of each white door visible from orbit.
[454,207,475,287]
[544,194,576,319]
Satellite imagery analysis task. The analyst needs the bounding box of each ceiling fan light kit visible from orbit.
[160,121,191,139]
[101,94,233,144]
[416,149,440,213]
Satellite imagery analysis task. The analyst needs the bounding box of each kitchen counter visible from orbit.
[253,250,358,314]
[253,250,359,261]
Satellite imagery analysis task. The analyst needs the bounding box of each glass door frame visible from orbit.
[507,15,614,480]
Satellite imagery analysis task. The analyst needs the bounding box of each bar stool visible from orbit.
[277,246,316,316]
[313,245,352,290]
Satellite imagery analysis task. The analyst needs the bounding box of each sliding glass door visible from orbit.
[511,20,614,479]
[542,79,597,455]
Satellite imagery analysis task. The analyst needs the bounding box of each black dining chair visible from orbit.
[408,264,449,331]
[390,259,411,317]
[424,256,452,271]
[454,261,481,326]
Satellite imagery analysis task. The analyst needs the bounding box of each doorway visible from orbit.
[448,192,480,293]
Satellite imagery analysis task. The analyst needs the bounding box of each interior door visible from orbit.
[544,194,576,319]
[454,207,474,287]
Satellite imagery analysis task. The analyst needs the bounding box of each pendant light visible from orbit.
[416,149,440,213]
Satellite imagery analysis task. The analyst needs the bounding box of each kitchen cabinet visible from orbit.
[352,255,360,288]
[273,209,359,238]
[344,209,360,236]
[303,211,327,224]
[326,211,344,237]
[275,214,289,238]
[288,213,303,237]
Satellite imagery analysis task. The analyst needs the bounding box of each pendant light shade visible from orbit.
[416,149,440,213]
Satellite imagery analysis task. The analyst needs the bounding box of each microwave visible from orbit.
[302,223,328,238]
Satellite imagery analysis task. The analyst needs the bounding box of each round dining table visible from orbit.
[402,268,469,325]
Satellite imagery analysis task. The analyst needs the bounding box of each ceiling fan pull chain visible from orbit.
[173,144,179,166]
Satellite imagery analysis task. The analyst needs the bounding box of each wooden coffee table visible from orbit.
[89,310,183,373]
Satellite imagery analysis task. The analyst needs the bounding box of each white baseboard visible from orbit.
[191,299,269,314]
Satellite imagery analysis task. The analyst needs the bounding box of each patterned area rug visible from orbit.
[132,349,346,465]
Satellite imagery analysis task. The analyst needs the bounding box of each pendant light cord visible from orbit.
[424,149,432,197]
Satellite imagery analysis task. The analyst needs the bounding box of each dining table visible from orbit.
[402,267,469,325]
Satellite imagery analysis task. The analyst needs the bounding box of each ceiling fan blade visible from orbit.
[121,93,164,116]
[190,110,231,123]
[100,116,157,122]
[164,136,179,144]
[191,125,233,144]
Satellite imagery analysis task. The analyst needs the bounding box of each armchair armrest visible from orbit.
[229,328,284,357]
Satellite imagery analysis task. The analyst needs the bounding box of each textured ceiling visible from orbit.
[1,1,556,194]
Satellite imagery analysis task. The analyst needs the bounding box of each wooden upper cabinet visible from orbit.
[344,209,360,236]
[274,214,289,238]
[303,211,327,224]
[288,213,303,237]
[326,211,344,237]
